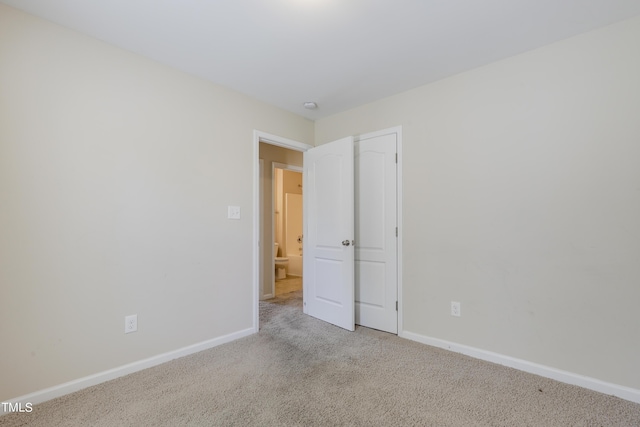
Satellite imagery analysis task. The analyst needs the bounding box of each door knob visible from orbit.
[342,240,350,246]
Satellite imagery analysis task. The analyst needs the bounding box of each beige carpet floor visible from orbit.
[2,290,640,426]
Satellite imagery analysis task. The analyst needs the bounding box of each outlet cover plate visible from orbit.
[125,314,138,333]
[451,301,461,317]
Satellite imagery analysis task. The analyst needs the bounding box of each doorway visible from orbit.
[252,128,403,335]
[253,131,311,331]
[257,139,308,300]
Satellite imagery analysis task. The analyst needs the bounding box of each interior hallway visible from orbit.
[274,276,302,296]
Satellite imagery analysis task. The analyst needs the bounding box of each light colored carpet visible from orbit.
[3,290,640,426]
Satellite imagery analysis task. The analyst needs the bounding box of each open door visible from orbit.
[303,136,355,331]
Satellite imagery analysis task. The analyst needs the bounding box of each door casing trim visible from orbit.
[253,131,312,331]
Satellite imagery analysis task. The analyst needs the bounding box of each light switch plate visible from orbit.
[227,206,241,219]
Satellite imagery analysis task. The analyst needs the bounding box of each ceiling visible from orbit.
[3,0,640,120]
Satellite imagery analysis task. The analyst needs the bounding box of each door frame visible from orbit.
[253,131,312,332]
[252,127,403,335]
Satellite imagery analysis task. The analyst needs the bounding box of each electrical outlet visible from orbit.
[227,206,241,220]
[451,301,461,317]
[125,314,137,333]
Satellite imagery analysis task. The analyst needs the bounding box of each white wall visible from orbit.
[0,4,313,401]
[316,16,640,391]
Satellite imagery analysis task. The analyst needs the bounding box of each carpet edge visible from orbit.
[1,327,256,414]
[401,330,640,404]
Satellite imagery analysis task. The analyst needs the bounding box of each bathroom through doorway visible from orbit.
[257,138,309,307]
[273,165,303,296]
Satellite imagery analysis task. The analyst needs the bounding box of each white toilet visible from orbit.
[274,243,289,280]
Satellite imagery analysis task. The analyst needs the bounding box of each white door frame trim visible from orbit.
[253,130,312,332]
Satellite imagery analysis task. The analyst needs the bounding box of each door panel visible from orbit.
[303,137,355,331]
[355,260,386,306]
[355,133,397,333]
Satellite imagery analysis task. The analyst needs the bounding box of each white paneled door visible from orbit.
[303,137,355,331]
[302,130,399,334]
[355,133,398,334]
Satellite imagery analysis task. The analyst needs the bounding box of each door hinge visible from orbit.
[396,301,398,311]
[395,153,398,163]
[395,227,398,237]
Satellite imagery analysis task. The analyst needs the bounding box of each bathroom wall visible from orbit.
[278,170,303,258]
[274,169,284,257]
[258,144,303,298]
[284,193,303,276]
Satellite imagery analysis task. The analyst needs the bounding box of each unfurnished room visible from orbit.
[1,1,640,425]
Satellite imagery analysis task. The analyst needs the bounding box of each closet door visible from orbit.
[355,133,398,334]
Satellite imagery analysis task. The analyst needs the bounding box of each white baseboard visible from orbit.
[400,330,640,404]
[4,328,255,411]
